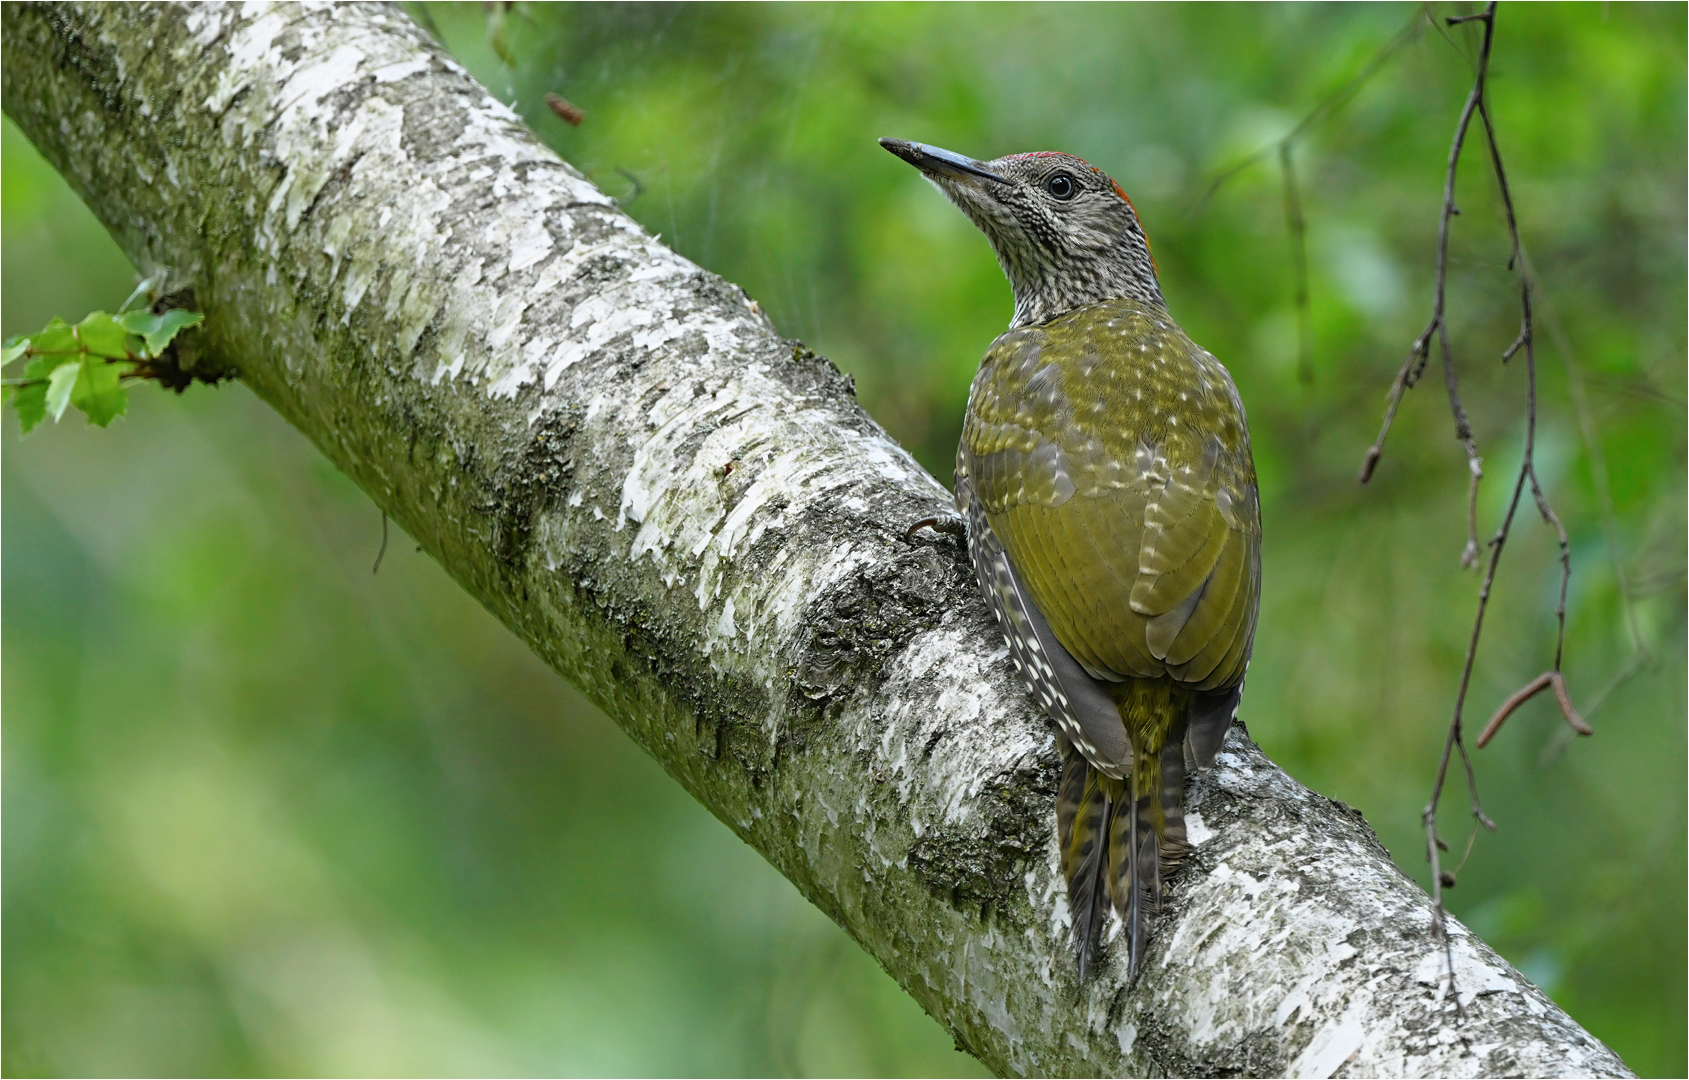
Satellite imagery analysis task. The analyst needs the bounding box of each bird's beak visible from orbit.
[879,138,1008,187]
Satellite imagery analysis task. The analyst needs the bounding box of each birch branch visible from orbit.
[0,3,1631,1076]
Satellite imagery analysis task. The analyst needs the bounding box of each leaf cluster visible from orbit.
[2,308,202,432]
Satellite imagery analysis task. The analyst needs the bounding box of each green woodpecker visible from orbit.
[881,138,1262,980]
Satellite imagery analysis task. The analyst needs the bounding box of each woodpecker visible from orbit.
[881,138,1262,980]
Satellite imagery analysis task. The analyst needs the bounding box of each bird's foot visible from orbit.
[904,512,967,543]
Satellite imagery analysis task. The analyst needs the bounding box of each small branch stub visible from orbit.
[545,92,584,126]
[1478,670,1594,749]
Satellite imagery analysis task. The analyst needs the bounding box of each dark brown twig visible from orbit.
[1359,2,1489,487]
[1477,671,1593,748]
[1421,2,1504,1015]
[1360,1,1595,1015]
[1525,253,1652,662]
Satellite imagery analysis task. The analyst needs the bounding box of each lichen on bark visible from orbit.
[0,3,1633,1076]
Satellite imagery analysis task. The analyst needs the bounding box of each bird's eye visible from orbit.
[1045,173,1077,200]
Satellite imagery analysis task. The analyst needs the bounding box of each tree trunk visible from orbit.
[0,4,1631,1076]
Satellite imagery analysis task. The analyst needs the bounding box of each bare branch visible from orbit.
[1357,1,1602,1012]
[1361,4,1489,485]
[1526,254,1653,661]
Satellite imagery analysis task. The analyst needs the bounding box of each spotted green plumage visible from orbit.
[963,297,1260,696]
[959,298,1261,978]
[880,138,1262,980]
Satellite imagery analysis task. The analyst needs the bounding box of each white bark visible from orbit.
[0,3,1632,1076]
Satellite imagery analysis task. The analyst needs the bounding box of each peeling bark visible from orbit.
[0,4,1632,1077]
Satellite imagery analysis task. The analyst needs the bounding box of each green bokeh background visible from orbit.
[4,3,1683,1075]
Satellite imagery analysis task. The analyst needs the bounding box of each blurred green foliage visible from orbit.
[4,3,1684,1076]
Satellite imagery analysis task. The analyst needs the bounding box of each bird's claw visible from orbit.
[904,513,967,543]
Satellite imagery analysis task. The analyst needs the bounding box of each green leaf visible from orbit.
[75,311,131,360]
[9,380,48,433]
[114,310,160,337]
[22,350,74,382]
[71,357,132,427]
[2,337,27,366]
[29,317,76,356]
[45,361,79,422]
[117,308,203,357]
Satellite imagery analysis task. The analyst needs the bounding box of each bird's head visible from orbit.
[880,137,1162,328]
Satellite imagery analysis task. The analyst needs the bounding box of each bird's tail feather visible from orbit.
[1157,735,1194,868]
[1057,738,1119,981]
[1102,776,1161,979]
[1059,695,1198,980]
[1133,803,1157,974]
[1058,757,1164,981]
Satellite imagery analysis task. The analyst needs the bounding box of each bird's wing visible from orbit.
[962,301,1261,694]
[956,449,1132,775]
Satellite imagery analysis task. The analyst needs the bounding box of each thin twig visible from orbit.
[1524,250,1652,661]
[1360,1,1598,1016]
[1360,3,1490,487]
[1279,143,1313,385]
[373,510,390,574]
[1422,7,1507,1011]
[1477,670,1593,748]
[1472,92,1577,673]
[1196,12,1424,215]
